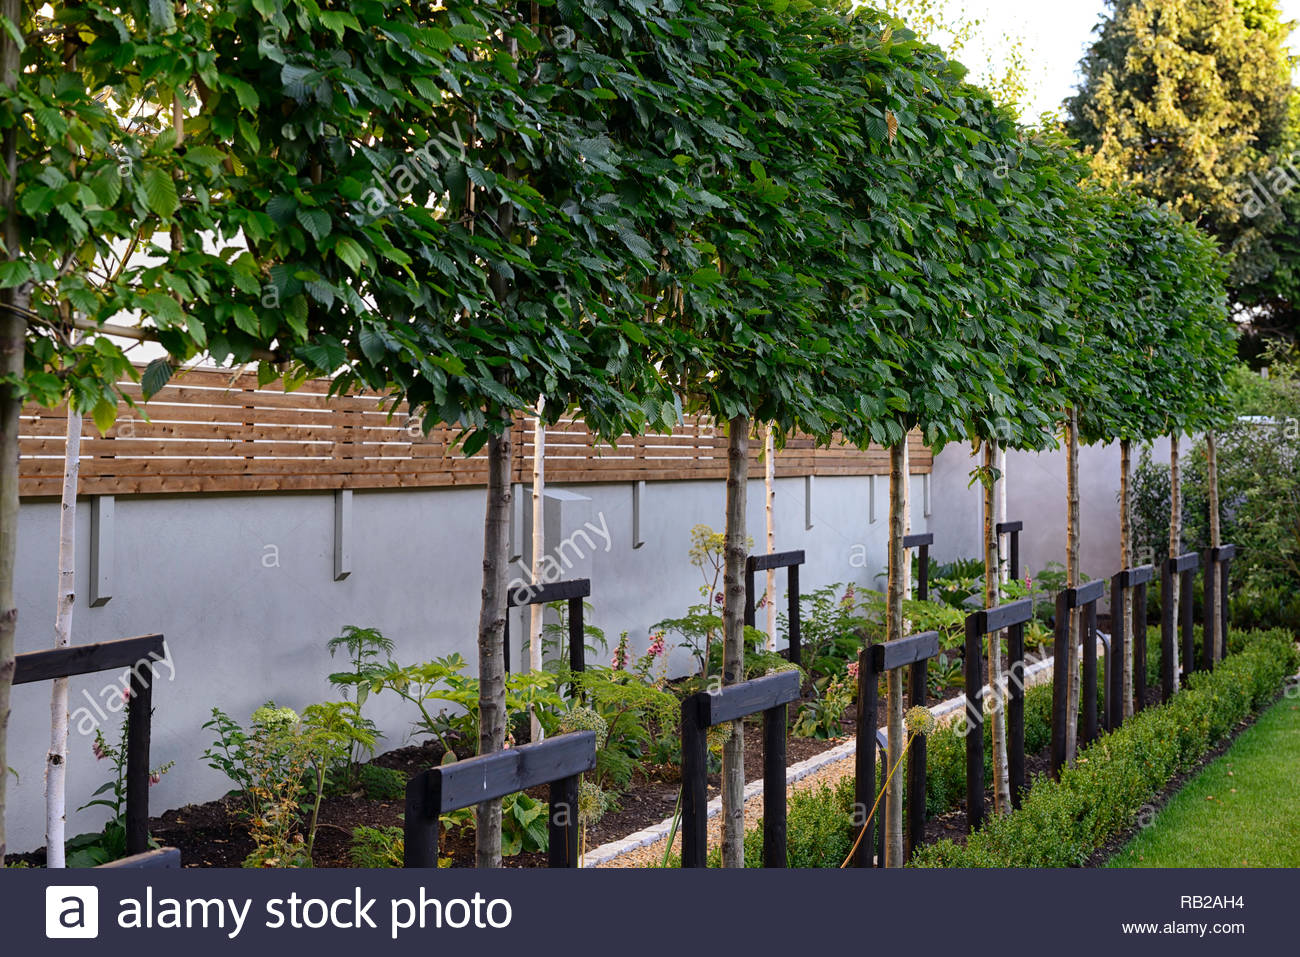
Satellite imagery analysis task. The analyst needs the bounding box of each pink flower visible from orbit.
[647,632,666,658]
[756,594,769,609]
[714,591,724,606]
[847,661,860,681]
[92,739,107,761]
[842,584,856,605]
[149,773,162,787]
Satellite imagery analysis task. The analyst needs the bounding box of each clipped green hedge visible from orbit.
[911,628,1298,867]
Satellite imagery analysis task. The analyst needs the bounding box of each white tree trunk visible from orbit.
[764,423,776,651]
[528,398,545,743]
[1064,409,1081,766]
[45,404,81,868]
[721,415,749,868]
[986,441,1011,813]
[1168,432,1181,688]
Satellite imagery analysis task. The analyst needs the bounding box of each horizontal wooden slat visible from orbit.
[969,599,1034,635]
[15,634,165,685]
[699,671,801,726]
[1167,552,1200,574]
[508,579,592,607]
[746,550,805,573]
[1210,544,1237,562]
[902,532,934,549]
[995,520,1024,535]
[1065,579,1107,608]
[431,731,597,812]
[1117,565,1155,588]
[870,631,941,672]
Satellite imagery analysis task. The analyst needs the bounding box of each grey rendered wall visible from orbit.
[5,473,927,852]
[929,436,1176,584]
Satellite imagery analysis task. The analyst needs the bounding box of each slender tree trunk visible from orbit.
[45,404,81,867]
[0,0,26,864]
[528,397,545,742]
[884,441,907,867]
[476,429,512,868]
[1206,431,1221,662]
[1064,409,1081,766]
[985,441,1011,813]
[1168,432,1181,688]
[1120,439,1134,719]
[764,423,776,651]
[721,415,749,868]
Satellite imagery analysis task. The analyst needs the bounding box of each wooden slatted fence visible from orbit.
[18,367,932,497]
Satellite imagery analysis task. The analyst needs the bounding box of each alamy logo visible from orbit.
[46,886,99,939]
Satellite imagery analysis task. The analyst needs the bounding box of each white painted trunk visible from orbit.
[46,404,81,868]
[529,399,545,743]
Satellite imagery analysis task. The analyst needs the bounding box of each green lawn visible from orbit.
[1108,696,1300,868]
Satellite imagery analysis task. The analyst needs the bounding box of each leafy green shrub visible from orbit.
[358,764,407,801]
[911,629,1298,867]
[741,778,857,868]
[349,826,404,868]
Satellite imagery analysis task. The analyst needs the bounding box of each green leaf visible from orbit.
[142,166,179,218]
[141,359,173,398]
[296,207,332,242]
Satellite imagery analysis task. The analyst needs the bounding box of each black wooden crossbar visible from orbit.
[963,601,1032,831]
[745,550,805,666]
[970,598,1033,636]
[14,634,164,685]
[681,670,800,868]
[901,533,934,549]
[1202,545,1237,674]
[1118,565,1154,588]
[871,631,941,672]
[1110,565,1154,728]
[747,549,806,573]
[699,671,801,726]
[1051,582,1109,778]
[1161,552,1200,701]
[856,631,942,865]
[403,731,597,868]
[502,578,590,681]
[97,847,181,869]
[14,634,166,859]
[1064,578,1106,608]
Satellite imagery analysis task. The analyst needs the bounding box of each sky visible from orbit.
[945,0,1300,120]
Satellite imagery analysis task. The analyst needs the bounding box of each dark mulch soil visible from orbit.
[138,703,846,869]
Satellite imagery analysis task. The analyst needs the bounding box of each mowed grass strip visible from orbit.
[1109,695,1300,868]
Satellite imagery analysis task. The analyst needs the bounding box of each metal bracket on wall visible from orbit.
[632,480,646,549]
[89,495,114,607]
[804,474,814,530]
[334,489,352,582]
[923,473,932,518]
[868,474,877,524]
